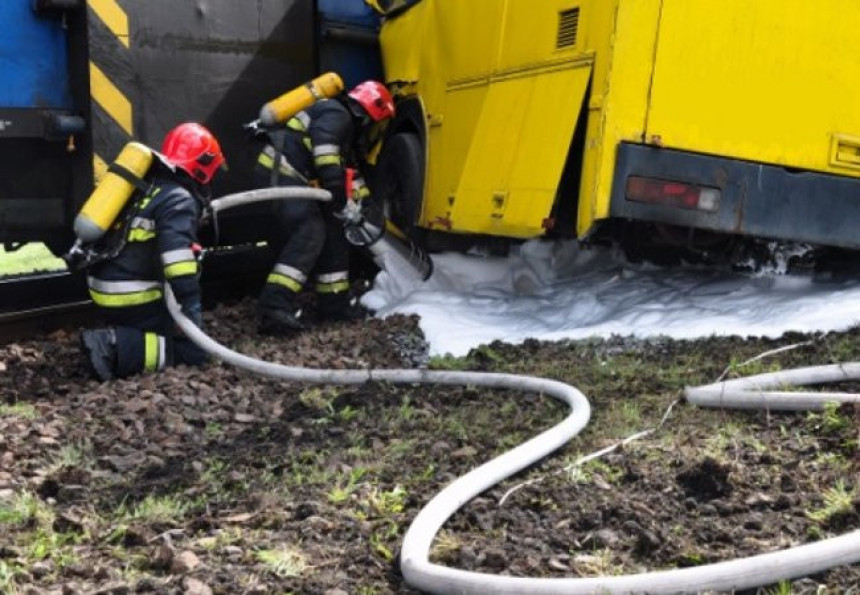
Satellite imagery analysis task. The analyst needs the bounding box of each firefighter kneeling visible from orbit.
[78,123,226,380]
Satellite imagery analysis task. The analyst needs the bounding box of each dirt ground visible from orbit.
[2,296,860,594]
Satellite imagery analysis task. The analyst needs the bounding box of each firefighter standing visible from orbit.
[253,80,395,335]
[79,122,225,380]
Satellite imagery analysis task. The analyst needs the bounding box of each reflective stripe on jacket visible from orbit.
[87,174,202,311]
[256,99,356,210]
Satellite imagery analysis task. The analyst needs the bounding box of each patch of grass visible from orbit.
[812,452,852,475]
[807,401,851,435]
[384,438,418,461]
[566,457,623,486]
[572,548,618,576]
[428,354,471,370]
[0,492,82,574]
[763,580,793,595]
[117,493,194,524]
[327,467,369,505]
[678,551,706,566]
[370,523,398,561]
[256,546,308,578]
[724,354,783,378]
[0,403,38,420]
[197,527,244,551]
[298,386,340,412]
[27,529,81,567]
[701,420,747,461]
[601,399,644,435]
[0,492,53,526]
[288,451,337,486]
[0,560,20,593]
[0,243,66,276]
[338,404,359,422]
[365,485,407,516]
[48,441,92,473]
[807,480,856,524]
[431,530,462,561]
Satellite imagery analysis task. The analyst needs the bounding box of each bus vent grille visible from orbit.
[557,7,580,49]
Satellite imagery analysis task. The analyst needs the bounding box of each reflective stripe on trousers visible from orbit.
[315,271,349,294]
[143,332,168,372]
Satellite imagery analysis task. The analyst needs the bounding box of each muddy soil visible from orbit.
[2,297,860,594]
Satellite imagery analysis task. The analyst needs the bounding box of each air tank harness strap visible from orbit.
[268,128,288,188]
[107,162,151,194]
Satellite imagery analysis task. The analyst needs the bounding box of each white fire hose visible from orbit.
[167,186,860,593]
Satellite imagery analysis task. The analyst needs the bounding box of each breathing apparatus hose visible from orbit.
[169,186,860,593]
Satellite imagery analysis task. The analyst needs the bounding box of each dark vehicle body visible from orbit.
[0,0,382,255]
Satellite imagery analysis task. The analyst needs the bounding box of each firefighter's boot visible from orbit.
[317,293,371,322]
[259,305,306,335]
[80,328,118,381]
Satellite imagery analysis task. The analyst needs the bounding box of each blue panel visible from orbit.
[318,0,384,89]
[0,0,72,108]
[318,0,380,28]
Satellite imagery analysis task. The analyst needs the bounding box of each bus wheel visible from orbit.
[375,131,424,238]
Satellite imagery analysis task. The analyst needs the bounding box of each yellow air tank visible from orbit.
[74,141,154,243]
[258,72,345,127]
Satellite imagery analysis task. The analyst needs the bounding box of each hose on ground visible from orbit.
[168,187,860,593]
[684,363,860,410]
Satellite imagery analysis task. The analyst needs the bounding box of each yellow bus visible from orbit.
[371,0,860,266]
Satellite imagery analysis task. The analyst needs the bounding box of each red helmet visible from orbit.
[347,80,395,122]
[160,122,225,185]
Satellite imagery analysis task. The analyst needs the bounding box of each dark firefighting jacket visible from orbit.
[257,97,367,211]
[86,173,202,318]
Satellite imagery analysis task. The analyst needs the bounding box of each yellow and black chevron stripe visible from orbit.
[86,0,133,183]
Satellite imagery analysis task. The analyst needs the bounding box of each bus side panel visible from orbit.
[578,0,660,238]
[381,0,594,237]
[610,143,860,250]
[646,0,860,178]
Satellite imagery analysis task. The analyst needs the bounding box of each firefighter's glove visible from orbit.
[333,199,363,226]
[242,119,265,138]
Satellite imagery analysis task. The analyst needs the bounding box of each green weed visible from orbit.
[370,527,396,561]
[428,354,471,370]
[0,403,38,420]
[678,551,705,566]
[0,492,53,527]
[366,485,407,515]
[806,480,856,523]
[256,546,308,578]
[763,580,793,595]
[299,386,340,412]
[565,457,622,486]
[327,467,369,505]
[117,494,194,524]
[430,530,462,560]
[817,401,851,434]
[338,405,359,422]
[27,529,80,566]
[724,354,782,378]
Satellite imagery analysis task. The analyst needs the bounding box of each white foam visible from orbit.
[362,240,860,357]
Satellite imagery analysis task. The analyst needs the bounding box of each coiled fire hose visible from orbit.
[168,187,860,593]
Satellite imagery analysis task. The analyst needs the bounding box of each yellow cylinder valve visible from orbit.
[74,141,154,243]
[258,72,345,127]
